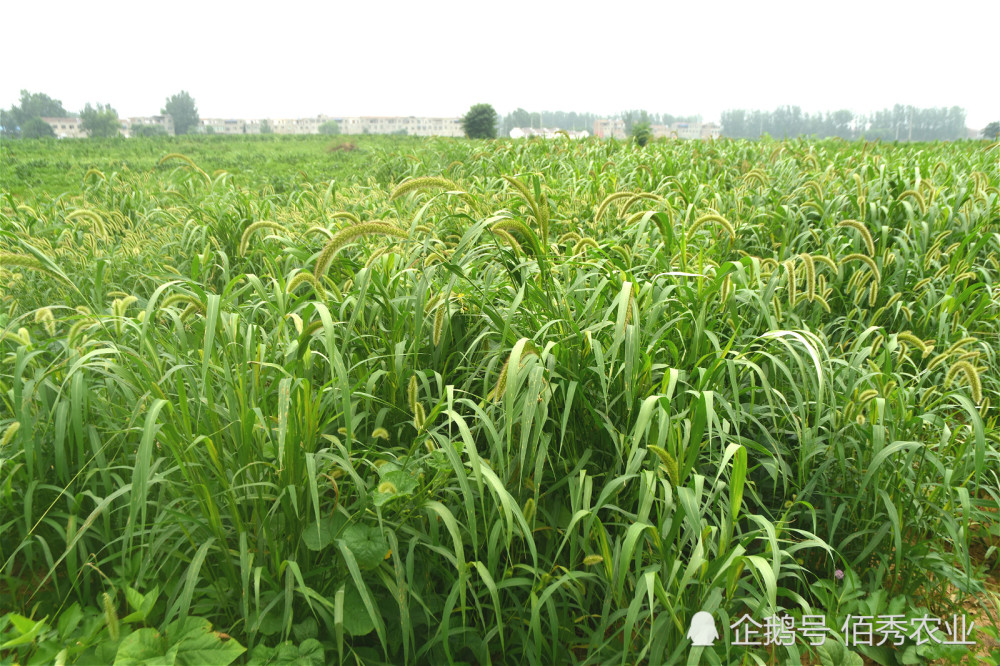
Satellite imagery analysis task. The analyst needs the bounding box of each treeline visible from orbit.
[2,89,200,138]
[721,105,968,141]
[0,91,122,139]
[500,108,698,135]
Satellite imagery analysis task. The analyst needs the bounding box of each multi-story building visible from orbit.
[198,118,247,135]
[672,122,701,140]
[593,118,626,139]
[196,116,327,135]
[334,116,463,137]
[124,115,175,136]
[41,117,86,138]
[271,116,323,134]
[243,119,263,134]
[651,121,722,141]
[700,122,721,139]
[669,121,721,140]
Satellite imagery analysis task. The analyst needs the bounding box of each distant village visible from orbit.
[38,114,722,140]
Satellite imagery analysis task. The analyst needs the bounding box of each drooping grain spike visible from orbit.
[573,238,601,256]
[593,192,632,224]
[840,253,881,284]
[688,213,736,240]
[390,176,460,201]
[800,253,816,301]
[945,360,983,404]
[239,221,287,256]
[433,304,446,346]
[408,375,418,413]
[837,220,876,256]
[314,222,409,279]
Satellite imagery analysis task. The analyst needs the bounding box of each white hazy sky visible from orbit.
[3,0,997,129]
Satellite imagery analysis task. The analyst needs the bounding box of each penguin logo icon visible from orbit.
[687,611,719,646]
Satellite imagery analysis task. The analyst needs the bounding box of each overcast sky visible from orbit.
[3,0,997,129]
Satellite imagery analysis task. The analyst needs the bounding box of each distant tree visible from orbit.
[260,119,273,134]
[319,120,340,135]
[830,109,855,139]
[162,91,199,135]
[462,103,498,139]
[631,120,652,147]
[983,122,1000,140]
[80,103,120,138]
[621,110,635,136]
[22,117,56,139]
[131,123,168,137]
[720,109,747,138]
[1,90,68,138]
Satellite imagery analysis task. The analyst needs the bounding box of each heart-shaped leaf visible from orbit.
[341,525,388,569]
[342,584,378,637]
[302,514,346,551]
[373,470,419,506]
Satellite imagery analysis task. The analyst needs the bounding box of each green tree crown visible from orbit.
[131,124,169,137]
[631,121,653,147]
[162,91,199,135]
[80,103,120,138]
[21,117,56,139]
[462,103,498,139]
[1,90,68,138]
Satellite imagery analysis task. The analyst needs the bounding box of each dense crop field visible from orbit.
[0,134,444,198]
[1,135,999,665]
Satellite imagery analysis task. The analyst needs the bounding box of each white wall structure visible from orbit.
[593,118,626,139]
[124,115,175,136]
[41,117,86,138]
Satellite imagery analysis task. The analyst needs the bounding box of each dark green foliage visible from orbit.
[130,123,169,137]
[982,121,1000,139]
[21,117,56,139]
[1,90,68,138]
[631,120,652,147]
[79,102,120,138]
[319,120,340,135]
[0,591,245,666]
[461,103,497,139]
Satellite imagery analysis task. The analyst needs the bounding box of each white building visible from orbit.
[667,121,721,140]
[46,112,469,138]
[199,118,247,135]
[649,121,722,140]
[270,116,328,134]
[699,122,721,139]
[124,115,175,137]
[593,118,626,139]
[41,117,86,139]
[336,116,463,137]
